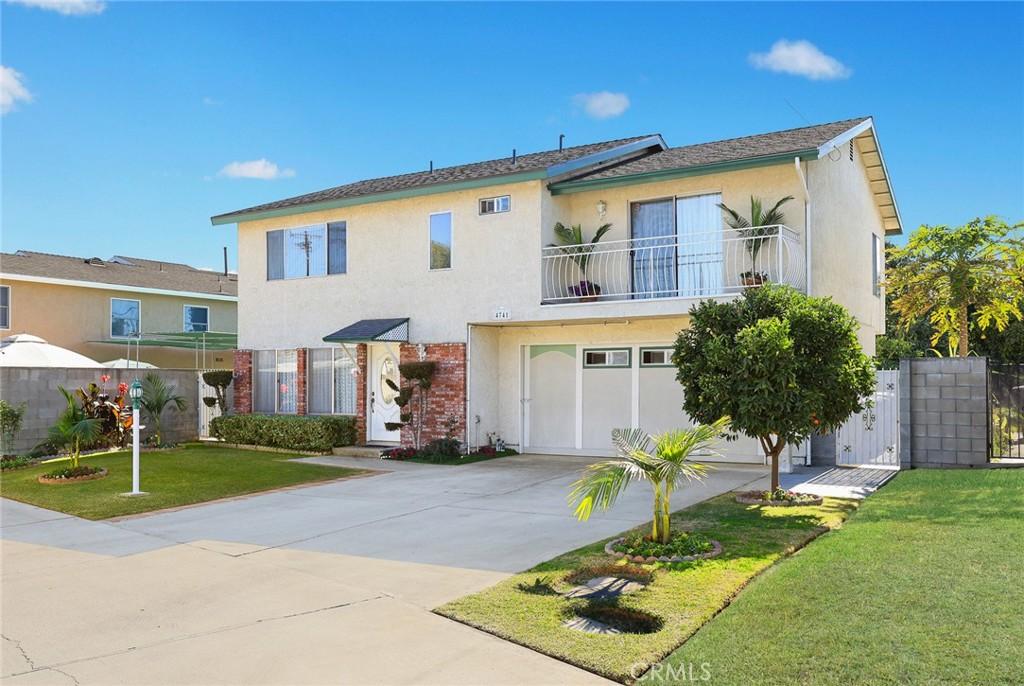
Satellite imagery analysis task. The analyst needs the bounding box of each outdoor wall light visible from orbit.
[596,200,608,218]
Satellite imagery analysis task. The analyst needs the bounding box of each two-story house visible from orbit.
[0,251,238,368]
[212,117,900,464]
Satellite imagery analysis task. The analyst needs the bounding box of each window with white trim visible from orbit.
[253,350,298,414]
[640,348,673,366]
[111,298,140,337]
[183,305,209,332]
[0,286,9,329]
[479,195,510,215]
[429,212,452,270]
[583,349,630,368]
[307,347,357,415]
[267,223,347,280]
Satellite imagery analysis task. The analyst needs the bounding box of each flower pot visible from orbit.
[571,280,602,302]
[740,273,767,287]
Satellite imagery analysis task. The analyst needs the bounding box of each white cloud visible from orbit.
[749,40,851,80]
[202,96,223,106]
[0,66,33,115]
[217,159,296,180]
[573,91,630,119]
[7,0,106,15]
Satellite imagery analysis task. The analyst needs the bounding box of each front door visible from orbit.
[368,343,401,443]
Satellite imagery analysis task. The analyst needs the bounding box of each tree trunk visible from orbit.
[769,440,786,492]
[958,303,970,357]
[651,487,661,542]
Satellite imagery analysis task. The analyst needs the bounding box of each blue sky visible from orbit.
[2,1,1022,270]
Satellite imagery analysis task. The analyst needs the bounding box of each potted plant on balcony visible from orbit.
[549,221,613,303]
[717,196,793,287]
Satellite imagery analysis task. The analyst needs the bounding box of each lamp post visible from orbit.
[126,378,146,496]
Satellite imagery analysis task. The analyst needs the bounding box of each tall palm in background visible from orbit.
[717,196,793,264]
[140,373,187,446]
[568,418,729,544]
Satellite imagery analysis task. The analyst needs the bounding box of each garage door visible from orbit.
[523,343,764,463]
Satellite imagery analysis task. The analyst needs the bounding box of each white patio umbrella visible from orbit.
[101,358,158,369]
[0,334,104,368]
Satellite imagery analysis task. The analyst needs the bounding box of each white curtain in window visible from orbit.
[308,349,333,414]
[254,350,276,413]
[630,199,675,299]
[276,350,298,414]
[333,347,357,414]
[676,193,723,297]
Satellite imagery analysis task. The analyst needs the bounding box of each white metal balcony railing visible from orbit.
[541,225,806,304]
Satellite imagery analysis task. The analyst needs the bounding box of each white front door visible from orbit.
[368,343,401,443]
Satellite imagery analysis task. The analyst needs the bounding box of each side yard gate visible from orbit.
[197,370,233,439]
[836,369,900,467]
[989,362,1024,460]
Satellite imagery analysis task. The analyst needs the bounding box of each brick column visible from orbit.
[295,348,308,415]
[398,343,467,449]
[355,344,368,444]
[233,350,253,414]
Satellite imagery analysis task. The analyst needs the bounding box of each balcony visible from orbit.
[541,225,806,305]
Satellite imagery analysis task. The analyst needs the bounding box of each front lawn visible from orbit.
[661,469,1024,685]
[437,494,855,682]
[0,443,369,520]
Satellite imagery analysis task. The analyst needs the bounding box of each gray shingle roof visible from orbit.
[0,251,238,297]
[557,118,868,184]
[211,135,657,222]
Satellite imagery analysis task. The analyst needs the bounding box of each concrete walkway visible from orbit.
[1,454,764,685]
[781,465,899,500]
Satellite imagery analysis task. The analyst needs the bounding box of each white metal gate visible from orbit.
[197,371,232,439]
[836,370,900,467]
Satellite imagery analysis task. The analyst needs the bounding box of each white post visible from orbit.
[131,406,141,494]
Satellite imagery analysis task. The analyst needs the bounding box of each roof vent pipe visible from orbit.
[512,149,517,165]
[429,160,433,174]
[559,134,565,151]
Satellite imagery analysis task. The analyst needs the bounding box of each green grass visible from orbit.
[402,450,519,466]
[661,469,1024,685]
[437,494,855,682]
[0,443,368,520]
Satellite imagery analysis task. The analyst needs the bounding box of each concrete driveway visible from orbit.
[1,454,765,685]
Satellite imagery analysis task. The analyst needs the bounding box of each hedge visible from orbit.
[209,415,357,452]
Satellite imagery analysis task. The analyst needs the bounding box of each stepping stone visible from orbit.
[562,616,621,635]
[564,576,645,600]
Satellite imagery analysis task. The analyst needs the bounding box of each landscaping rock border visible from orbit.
[37,468,108,485]
[734,492,824,507]
[604,537,723,563]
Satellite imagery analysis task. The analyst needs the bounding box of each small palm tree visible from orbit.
[47,387,102,468]
[568,418,729,544]
[717,196,793,263]
[140,373,187,446]
[550,222,613,278]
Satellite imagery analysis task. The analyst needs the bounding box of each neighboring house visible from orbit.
[0,251,238,369]
[212,117,900,464]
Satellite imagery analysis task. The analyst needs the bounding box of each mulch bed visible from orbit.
[604,537,723,564]
[735,490,823,507]
[38,467,108,485]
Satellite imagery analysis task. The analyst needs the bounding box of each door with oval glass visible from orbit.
[368,343,401,443]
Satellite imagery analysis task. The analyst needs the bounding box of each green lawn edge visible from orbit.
[0,443,370,520]
[435,493,856,683]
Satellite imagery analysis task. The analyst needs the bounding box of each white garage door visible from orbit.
[523,343,764,463]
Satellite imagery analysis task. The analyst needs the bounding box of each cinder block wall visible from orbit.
[1,367,200,454]
[903,357,989,468]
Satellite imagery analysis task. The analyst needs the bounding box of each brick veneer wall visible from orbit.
[398,343,466,448]
[233,350,253,414]
[295,348,307,416]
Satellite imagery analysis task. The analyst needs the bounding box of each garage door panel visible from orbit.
[527,346,576,450]
[582,367,631,451]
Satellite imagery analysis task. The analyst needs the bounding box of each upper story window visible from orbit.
[267,222,347,280]
[429,212,452,270]
[184,305,209,332]
[872,234,883,297]
[111,298,140,338]
[479,195,510,215]
[0,285,9,329]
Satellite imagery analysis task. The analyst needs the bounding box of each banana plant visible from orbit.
[568,418,729,544]
[46,387,102,468]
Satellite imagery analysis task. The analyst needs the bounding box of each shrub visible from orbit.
[0,400,26,455]
[422,437,461,460]
[209,414,357,452]
[1,455,32,471]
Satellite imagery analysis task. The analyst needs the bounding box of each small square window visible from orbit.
[640,348,672,366]
[184,305,209,332]
[479,195,510,215]
[584,349,630,368]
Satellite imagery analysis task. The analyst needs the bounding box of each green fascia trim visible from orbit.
[90,339,237,350]
[211,170,548,226]
[582,347,632,368]
[548,150,819,196]
[529,344,576,359]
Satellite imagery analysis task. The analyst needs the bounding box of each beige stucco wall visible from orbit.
[808,145,887,355]
[0,279,237,368]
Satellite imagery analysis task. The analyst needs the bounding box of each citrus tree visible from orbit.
[673,285,875,491]
[887,217,1024,357]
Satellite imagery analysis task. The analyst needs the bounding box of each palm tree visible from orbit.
[568,418,729,544]
[140,373,187,446]
[47,387,102,468]
[717,196,793,264]
[550,222,613,278]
